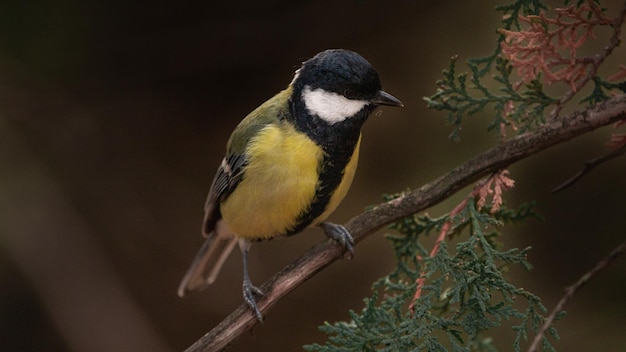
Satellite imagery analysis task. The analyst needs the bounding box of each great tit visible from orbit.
[178,49,403,321]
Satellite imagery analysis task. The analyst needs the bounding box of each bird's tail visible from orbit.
[177,224,238,297]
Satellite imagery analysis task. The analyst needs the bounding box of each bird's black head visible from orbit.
[289,49,402,143]
[293,49,383,101]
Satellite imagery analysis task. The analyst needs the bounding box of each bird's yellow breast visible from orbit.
[220,123,323,239]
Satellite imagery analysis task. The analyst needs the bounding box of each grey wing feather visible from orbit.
[202,154,247,236]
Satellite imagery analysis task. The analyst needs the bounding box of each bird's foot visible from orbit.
[320,222,354,259]
[243,280,264,322]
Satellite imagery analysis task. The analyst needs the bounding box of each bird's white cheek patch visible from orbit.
[302,86,368,124]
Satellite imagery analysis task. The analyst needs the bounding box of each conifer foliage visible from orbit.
[305,1,626,351]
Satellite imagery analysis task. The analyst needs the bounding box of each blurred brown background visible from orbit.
[1,1,625,351]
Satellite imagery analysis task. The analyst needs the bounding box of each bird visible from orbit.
[178,49,403,321]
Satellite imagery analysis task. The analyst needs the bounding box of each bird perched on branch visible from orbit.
[178,49,403,321]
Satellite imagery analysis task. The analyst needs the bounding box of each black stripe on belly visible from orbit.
[285,128,361,236]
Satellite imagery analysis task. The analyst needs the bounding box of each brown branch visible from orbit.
[183,94,626,352]
[551,142,626,193]
[527,240,626,352]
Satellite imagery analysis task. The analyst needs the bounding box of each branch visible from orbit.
[184,94,626,352]
[527,240,626,352]
[551,142,626,193]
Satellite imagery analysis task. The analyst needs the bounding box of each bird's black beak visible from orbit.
[373,90,403,107]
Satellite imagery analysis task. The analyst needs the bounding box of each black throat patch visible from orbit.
[285,95,375,235]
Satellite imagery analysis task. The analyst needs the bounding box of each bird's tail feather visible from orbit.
[177,227,238,297]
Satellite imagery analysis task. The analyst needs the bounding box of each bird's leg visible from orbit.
[238,239,264,321]
[319,222,354,259]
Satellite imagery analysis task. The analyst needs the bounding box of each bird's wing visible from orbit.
[201,153,247,236]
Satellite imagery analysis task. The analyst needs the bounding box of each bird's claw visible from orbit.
[320,222,354,259]
[243,281,264,322]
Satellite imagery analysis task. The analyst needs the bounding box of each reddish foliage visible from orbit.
[607,133,626,149]
[607,64,626,82]
[476,169,515,213]
[499,2,614,91]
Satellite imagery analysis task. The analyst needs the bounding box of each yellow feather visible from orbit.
[220,123,323,239]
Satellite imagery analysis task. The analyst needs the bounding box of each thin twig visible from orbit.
[182,95,626,352]
[527,240,626,352]
[552,142,626,193]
